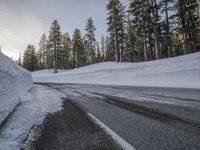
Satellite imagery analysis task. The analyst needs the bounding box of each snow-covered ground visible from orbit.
[0,53,37,149]
[33,52,200,89]
[0,85,65,150]
[1,52,199,149]
[0,53,32,126]
[0,53,66,149]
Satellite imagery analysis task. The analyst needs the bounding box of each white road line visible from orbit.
[87,113,137,150]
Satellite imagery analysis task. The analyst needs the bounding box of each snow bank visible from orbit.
[33,69,66,77]
[0,53,32,126]
[33,52,200,89]
[0,84,66,150]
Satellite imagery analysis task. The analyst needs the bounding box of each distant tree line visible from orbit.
[106,0,200,62]
[18,0,200,72]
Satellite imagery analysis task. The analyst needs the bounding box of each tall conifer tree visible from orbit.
[72,29,86,68]
[48,20,62,73]
[85,17,97,64]
[107,0,126,62]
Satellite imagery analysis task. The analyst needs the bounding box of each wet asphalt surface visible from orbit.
[25,83,200,150]
[29,99,121,150]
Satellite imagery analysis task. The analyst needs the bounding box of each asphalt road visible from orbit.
[29,83,200,150]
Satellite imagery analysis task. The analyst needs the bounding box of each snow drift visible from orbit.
[0,53,32,126]
[33,52,200,89]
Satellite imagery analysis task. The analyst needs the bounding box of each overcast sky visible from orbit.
[0,0,129,60]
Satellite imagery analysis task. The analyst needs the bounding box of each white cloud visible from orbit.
[0,4,46,60]
[0,0,129,60]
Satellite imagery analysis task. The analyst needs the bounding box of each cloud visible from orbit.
[0,0,129,60]
[0,4,46,59]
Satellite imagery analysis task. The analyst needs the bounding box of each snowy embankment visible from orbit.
[33,52,200,89]
[0,56,64,150]
[0,53,32,126]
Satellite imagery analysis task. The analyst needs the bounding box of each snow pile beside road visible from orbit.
[0,53,32,126]
[33,52,200,89]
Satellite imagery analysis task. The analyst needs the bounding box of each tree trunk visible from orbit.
[144,33,148,61]
[151,0,161,59]
[115,31,120,63]
[164,0,172,58]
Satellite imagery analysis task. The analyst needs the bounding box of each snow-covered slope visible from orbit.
[0,53,32,126]
[33,52,200,89]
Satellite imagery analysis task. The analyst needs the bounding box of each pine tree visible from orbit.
[105,36,115,61]
[129,0,154,61]
[62,33,72,69]
[125,17,137,62]
[46,41,54,70]
[160,0,173,57]
[118,3,126,62]
[38,33,47,69]
[171,32,184,56]
[176,0,200,54]
[23,45,38,71]
[85,17,97,64]
[129,0,142,61]
[151,0,162,59]
[82,36,90,65]
[107,0,126,62]
[100,36,106,61]
[72,29,86,68]
[48,20,62,73]
[96,42,101,63]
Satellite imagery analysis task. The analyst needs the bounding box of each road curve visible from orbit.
[30,83,200,150]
